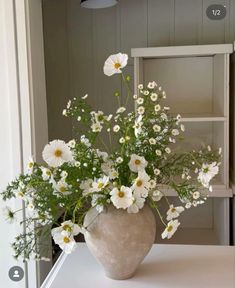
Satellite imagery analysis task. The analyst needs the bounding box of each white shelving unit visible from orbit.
[132,44,233,245]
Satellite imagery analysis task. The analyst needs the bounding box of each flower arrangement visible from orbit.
[1,53,220,261]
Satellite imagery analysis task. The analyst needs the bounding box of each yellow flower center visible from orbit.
[46,170,51,176]
[118,191,125,198]
[167,225,173,232]
[63,236,70,244]
[98,182,104,189]
[63,224,72,232]
[28,162,33,168]
[54,149,62,157]
[60,186,66,193]
[136,180,143,187]
[114,62,121,69]
[171,208,176,213]
[18,191,24,197]
[135,159,141,165]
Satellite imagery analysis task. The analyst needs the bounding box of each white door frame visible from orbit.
[0,0,48,287]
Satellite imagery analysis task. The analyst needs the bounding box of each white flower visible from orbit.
[133,94,138,100]
[52,234,76,254]
[165,147,171,154]
[119,137,125,144]
[68,139,76,148]
[62,109,67,116]
[77,116,81,121]
[172,129,179,136]
[110,186,133,209]
[82,94,88,99]
[180,124,185,132]
[166,205,184,221]
[96,150,108,161]
[103,53,128,76]
[92,176,109,192]
[150,93,158,101]
[107,114,113,121]
[54,180,71,195]
[197,162,219,188]
[127,192,145,213]
[161,220,180,239]
[133,115,143,137]
[132,170,150,198]
[155,149,162,156]
[185,202,192,209]
[40,167,52,181]
[218,147,222,155]
[143,90,150,96]
[138,84,143,90]
[116,157,123,164]
[91,194,105,213]
[27,157,34,175]
[116,107,126,114]
[153,124,161,132]
[80,179,93,195]
[101,160,114,174]
[108,169,119,180]
[154,104,161,112]
[147,81,156,89]
[154,168,161,175]
[193,191,200,200]
[128,154,148,173]
[91,122,102,133]
[61,170,68,179]
[137,106,145,115]
[151,190,163,201]
[81,135,91,147]
[3,206,16,223]
[52,220,81,238]
[136,97,144,105]
[149,138,156,145]
[42,140,73,168]
[149,179,156,189]
[94,111,105,123]
[67,100,71,109]
[113,125,120,132]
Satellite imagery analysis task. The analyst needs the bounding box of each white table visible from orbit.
[41,243,235,288]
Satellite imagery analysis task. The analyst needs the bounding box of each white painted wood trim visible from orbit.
[131,44,233,58]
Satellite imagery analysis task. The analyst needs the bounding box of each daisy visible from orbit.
[147,81,157,89]
[138,84,143,90]
[143,90,150,96]
[42,140,73,168]
[51,220,81,238]
[94,111,105,123]
[40,167,52,181]
[154,104,161,112]
[54,180,71,195]
[128,154,148,173]
[67,139,76,148]
[149,138,156,145]
[91,122,102,133]
[153,124,161,132]
[119,137,125,144]
[150,93,158,102]
[132,170,150,198]
[116,157,123,164]
[133,115,143,137]
[137,106,145,115]
[161,219,180,239]
[149,179,156,189]
[127,191,145,213]
[154,168,161,176]
[80,179,93,195]
[133,94,138,100]
[136,97,144,105]
[52,234,77,254]
[108,169,119,180]
[27,157,34,175]
[103,53,128,76]
[193,191,200,199]
[172,129,179,136]
[151,190,163,201]
[155,149,162,156]
[166,205,184,221]
[197,162,219,188]
[110,186,133,209]
[92,176,109,192]
[113,125,120,132]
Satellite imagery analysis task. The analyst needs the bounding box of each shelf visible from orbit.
[179,115,226,122]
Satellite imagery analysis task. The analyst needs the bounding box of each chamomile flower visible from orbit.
[137,106,145,115]
[153,124,161,132]
[136,97,144,105]
[155,149,162,156]
[116,157,123,164]
[149,179,156,189]
[149,138,156,145]
[193,191,200,199]
[110,186,133,209]
[41,167,52,181]
[128,154,148,173]
[161,219,180,239]
[103,53,128,76]
[165,147,171,154]
[108,169,119,180]
[94,111,105,123]
[67,139,76,148]
[154,168,161,175]
[54,180,71,195]
[172,129,179,136]
[147,81,156,89]
[91,122,102,133]
[143,90,150,96]
[150,93,158,101]
[138,84,143,90]
[154,104,161,113]
[113,125,120,132]
[166,205,184,221]
[151,190,163,201]
[27,157,34,175]
[42,140,73,168]
[119,137,125,144]
[133,115,143,137]
[92,176,109,192]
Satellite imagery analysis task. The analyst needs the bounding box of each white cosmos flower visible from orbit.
[103,53,128,76]
[27,157,34,175]
[150,93,158,101]
[80,179,93,195]
[113,125,120,132]
[116,107,126,114]
[54,180,71,195]
[94,111,105,123]
[42,140,73,168]
[52,220,81,238]
[166,205,184,221]
[127,191,145,213]
[91,122,102,133]
[40,167,52,181]
[197,162,219,188]
[161,219,180,239]
[53,234,77,254]
[151,190,163,201]
[153,124,161,132]
[110,186,133,209]
[128,154,148,173]
[91,176,109,192]
[108,169,119,180]
[172,129,179,136]
[132,170,150,198]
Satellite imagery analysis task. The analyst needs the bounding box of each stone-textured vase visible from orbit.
[84,204,156,280]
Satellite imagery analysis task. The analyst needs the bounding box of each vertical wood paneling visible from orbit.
[120,0,148,58]
[92,7,121,114]
[230,0,235,41]
[174,0,202,45]
[148,0,174,47]
[202,0,230,44]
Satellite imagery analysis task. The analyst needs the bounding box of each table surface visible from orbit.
[41,243,235,288]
